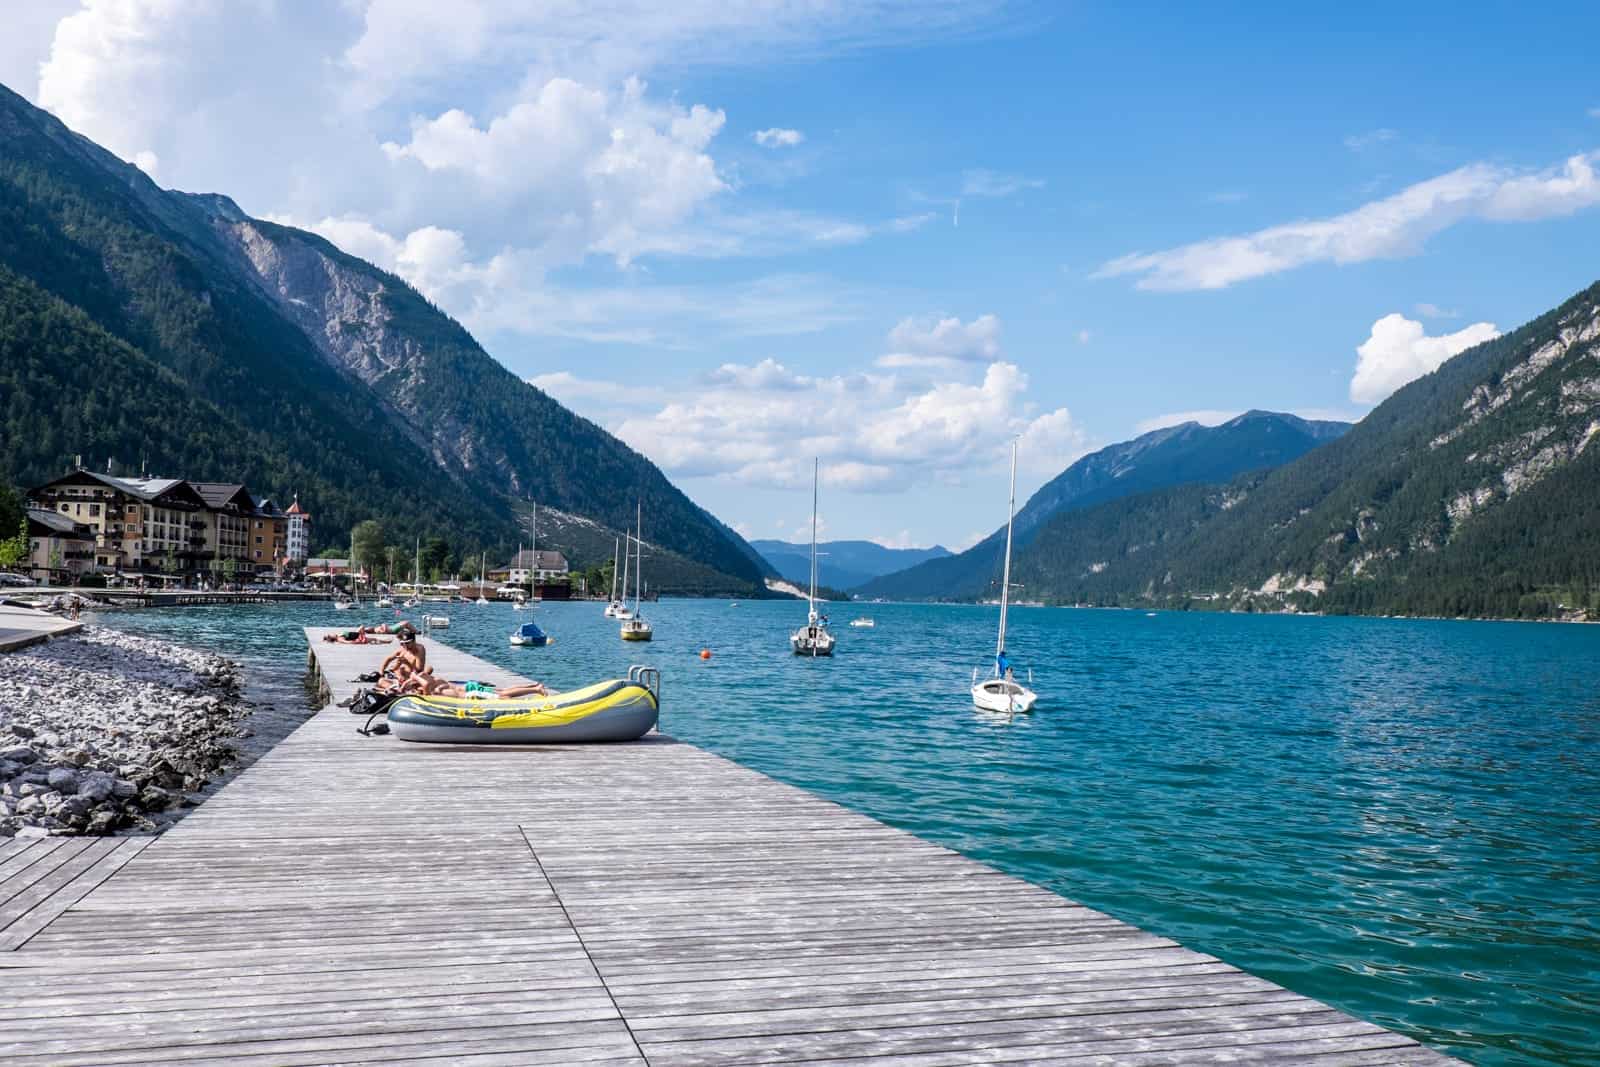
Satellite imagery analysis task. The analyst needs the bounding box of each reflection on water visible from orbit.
[94,600,1600,1066]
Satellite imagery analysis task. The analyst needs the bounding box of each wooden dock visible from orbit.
[0,630,1460,1065]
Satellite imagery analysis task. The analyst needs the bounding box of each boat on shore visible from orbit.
[388,667,660,743]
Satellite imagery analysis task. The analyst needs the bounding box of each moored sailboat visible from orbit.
[604,536,626,618]
[972,440,1037,714]
[620,503,653,642]
[790,458,835,657]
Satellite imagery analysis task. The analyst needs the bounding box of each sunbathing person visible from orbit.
[407,669,548,699]
[323,625,390,645]
[376,627,426,690]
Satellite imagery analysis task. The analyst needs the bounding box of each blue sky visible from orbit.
[4,2,1598,549]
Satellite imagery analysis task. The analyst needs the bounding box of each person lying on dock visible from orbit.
[405,668,548,699]
[322,625,391,645]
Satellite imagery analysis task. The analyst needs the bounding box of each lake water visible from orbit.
[91,598,1600,1065]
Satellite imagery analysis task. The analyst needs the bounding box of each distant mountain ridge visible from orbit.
[0,82,771,593]
[750,539,952,591]
[859,410,1350,600]
[1005,280,1600,619]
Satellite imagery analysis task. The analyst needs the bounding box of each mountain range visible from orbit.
[999,281,1600,619]
[859,411,1350,600]
[0,83,771,594]
[750,539,952,591]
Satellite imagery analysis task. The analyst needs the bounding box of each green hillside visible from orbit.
[1010,281,1600,619]
[0,82,768,593]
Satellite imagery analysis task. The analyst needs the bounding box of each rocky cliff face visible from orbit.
[1003,281,1600,619]
[214,217,495,484]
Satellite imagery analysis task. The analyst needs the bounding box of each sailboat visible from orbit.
[620,504,653,642]
[790,458,835,656]
[527,502,543,604]
[604,537,625,618]
[511,542,529,610]
[613,527,635,621]
[971,440,1037,714]
[475,551,490,605]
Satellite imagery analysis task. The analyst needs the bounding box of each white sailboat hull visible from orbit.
[790,626,836,656]
[972,678,1037,714]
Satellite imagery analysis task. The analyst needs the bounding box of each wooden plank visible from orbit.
[0,630,1462,1065]
[0,838,148,950]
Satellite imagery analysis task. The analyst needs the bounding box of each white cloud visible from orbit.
[950,529,989,552]
[1208,190,1249,204]
[753,127,804,148]
[0,0,78,100]
[879,313,1002,367]
[1414,302,1458,319]
[1589,106,1600,119]
[1343,128,1397,152]
[870,530,919,549]
[27,1,986,344]
[1096,151,1600,291]
[1076,329,1091,344]
[960,169,1044,198]
[585,353,1085,495]
[1350,313,1500,404]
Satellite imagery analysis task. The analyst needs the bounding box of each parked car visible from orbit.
[0,573,38,586]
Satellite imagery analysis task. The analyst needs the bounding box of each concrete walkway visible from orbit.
[0,601,81,653]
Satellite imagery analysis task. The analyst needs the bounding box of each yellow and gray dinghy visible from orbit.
[388,667,660,743]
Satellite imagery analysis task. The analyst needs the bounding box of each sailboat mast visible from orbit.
[610,538,619,601]
[809,457,819,614]
[998,439,1017,657]
[633,501,643,612]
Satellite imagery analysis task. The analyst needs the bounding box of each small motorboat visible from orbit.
[423,615,450,629]
[513,598,529,611]
[509,622,550,647]
[849,617,875,628]
[389,668,660,744]
[376,596,394,608]
[332,597,355,611]
[621,616,653,642]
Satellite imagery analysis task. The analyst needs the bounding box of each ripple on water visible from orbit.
[92,600,1600,1067]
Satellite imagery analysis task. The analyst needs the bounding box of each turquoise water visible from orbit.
[94,599,1599,1065]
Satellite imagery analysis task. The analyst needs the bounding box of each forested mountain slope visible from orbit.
[859,411,1348,600]
[0,82,768,592]
[751,539,952,590]
[1013,281,1600,619]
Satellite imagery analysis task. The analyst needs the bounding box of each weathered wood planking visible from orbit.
[0,628,1461,1065]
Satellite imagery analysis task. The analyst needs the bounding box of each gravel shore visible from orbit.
[0,626,256,837]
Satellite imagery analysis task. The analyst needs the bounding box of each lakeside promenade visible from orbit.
[0,630,1460,1064]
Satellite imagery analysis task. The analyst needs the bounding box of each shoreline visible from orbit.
[0,626,316,838]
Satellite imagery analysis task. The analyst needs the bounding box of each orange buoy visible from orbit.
[699,648,712,659]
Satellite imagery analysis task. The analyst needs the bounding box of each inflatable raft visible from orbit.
[387,667,660,743]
